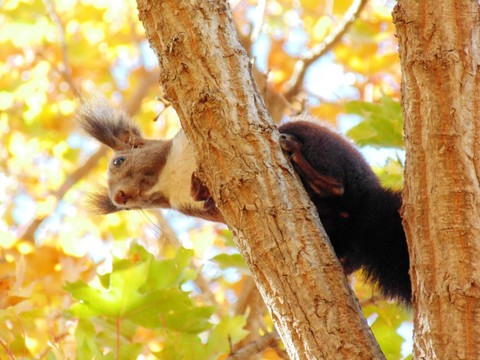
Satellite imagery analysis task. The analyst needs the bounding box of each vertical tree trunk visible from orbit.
[393,2,480,359]
[136,0,385,358]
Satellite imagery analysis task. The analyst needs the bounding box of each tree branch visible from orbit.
[42,0,82,99]
[226,331,279,360]
[233,276,269,353]
[284,0,368,101]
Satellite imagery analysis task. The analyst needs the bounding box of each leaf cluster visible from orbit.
[65,244,247,359]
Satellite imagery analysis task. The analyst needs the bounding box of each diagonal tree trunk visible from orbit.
[136,0,385,359]
[393,2,480,359]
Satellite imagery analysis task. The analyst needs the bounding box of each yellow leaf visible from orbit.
[0,92,14,110]
[53,141,69,158]
[312,16,332,42]
[82,21,105,44]
[0,230,16,248]
[191,225,216,257]
[60,217,101,256]
[18,241,34,254]
[9,133,40,159]
[310,104,342,124]
[36,195,56,217]
[45,167,65,188]
[4,0,22,10]
[58,100,76,115]
[300,0,323,11]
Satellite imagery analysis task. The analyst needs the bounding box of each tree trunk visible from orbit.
[136,0,385,359]
[393,2,480,359]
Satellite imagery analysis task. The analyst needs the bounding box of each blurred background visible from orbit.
[0,0,410,358]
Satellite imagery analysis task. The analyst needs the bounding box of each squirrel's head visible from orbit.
[76,97,223,222]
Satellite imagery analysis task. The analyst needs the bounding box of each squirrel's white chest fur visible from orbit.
[146,130,204,212]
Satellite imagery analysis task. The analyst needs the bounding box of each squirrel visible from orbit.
[77,98,410,304]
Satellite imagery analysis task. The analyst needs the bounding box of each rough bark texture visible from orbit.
[136,1,385,359]
[393,2,480,359]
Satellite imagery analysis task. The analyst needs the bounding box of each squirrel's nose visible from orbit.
[114,190,129,205]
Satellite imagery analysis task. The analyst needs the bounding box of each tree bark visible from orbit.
[136,1,385,359]
[393,2,480,359]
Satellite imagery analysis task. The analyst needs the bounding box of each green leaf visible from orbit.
[66,245,214,332]
[46,353,59,360]
[98,272,110,289]
[158,315,248,360]
[345,95,404,149]
[102,343,143,360]
[75,319,103,359]
[124,288,214,332]
[159,333,207,360]
[372,157,404,190]
[219,229,235,247]
[65,256,152,318]
[75,318,143,360]
[135,244,195,291]
[164,306,215,334]
[93,317,138,341]
[205,315,248,357]
[363,304,412,360]
[211,253,249,271]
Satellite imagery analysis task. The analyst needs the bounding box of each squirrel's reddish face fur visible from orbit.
[76,98,222,222]
[106,138,172,210]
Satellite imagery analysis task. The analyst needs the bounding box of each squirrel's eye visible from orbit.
[113,156,126,167]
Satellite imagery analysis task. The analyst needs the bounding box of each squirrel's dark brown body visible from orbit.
[278,121,410,303]
[77,99,410,303]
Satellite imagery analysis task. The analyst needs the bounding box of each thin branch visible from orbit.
[0,339,15,360]
[115,319,120,360]
[271,340,290,359]
[359,295,384,308]
[123,70,159,116]
[284,0,368,101]
[233,276,257,315]
[250,0,267,43]
[42,0,82,98]
[225,331,279,360]
[35,332,69,360]
[195,269,222,309]
[233,276,269,355]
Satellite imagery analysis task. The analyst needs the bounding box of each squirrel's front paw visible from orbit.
[191,171,216,210]
[279,133,303,154]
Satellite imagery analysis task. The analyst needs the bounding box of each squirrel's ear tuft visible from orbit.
[87,188,119,214]
[76,95,145,150]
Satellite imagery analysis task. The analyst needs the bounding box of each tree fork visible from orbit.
[136,0,385,359]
